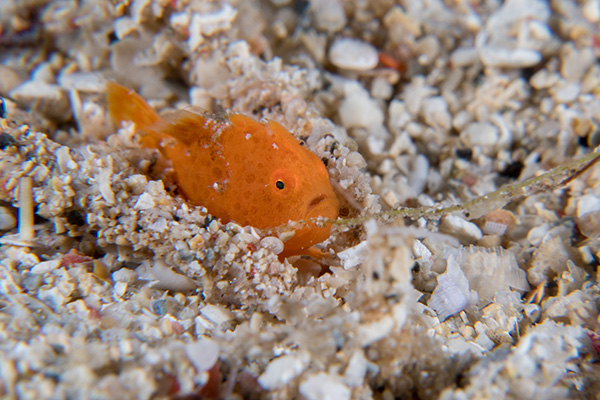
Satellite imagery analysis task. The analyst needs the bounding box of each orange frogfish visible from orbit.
[106,82,340,257]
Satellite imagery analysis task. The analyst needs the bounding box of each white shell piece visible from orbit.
[185,339,219,372]
[258,352,309,390]
[97,168,116,205]
[343,350,368,386]
[428,255,473,321]
[134,193,156,210]
[337,241,368,270]
[456,246,530,303]
[259,236,284,255]
[30,260,60,275]
[199,305,233,327]
[58,72,106,92]
[148,217,167,232]
[149,260,196,291]
[299,372,351,400]
[482,221,508,236]
[357,315,394,346]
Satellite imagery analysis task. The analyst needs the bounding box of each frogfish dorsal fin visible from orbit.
[148,108,228,146]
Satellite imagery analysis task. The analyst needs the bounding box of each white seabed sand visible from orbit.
[1,1,600,399]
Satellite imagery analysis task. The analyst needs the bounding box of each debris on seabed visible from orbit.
[0,0,599,399]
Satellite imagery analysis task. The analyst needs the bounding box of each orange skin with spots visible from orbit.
[106,83,340,257]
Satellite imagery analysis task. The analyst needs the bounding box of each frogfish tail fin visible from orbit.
[106,82,163,148]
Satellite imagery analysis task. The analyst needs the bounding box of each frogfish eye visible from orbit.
[271,169,295,193]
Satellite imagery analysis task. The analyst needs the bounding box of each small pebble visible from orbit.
[30,260,60,275]
[0,65,25,95]
[9,81,71,121]
[560,45,595,82]
[339,89,384,130]
[112,268,138,283]
[551,82,580,103]
[439,215,483,243]
[576,194,600,217]
[311,0,346,33]
[0,206,16,230]
[421,96,451,131]
[451,47,479,67]
[329,38,379,71]
[460,122,499,149]
[479,47,542,69]
[583,0,600,22]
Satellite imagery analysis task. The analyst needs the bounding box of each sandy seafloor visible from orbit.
[1,0,600,399]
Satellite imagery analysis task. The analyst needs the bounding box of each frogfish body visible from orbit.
[106,83,340,257]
